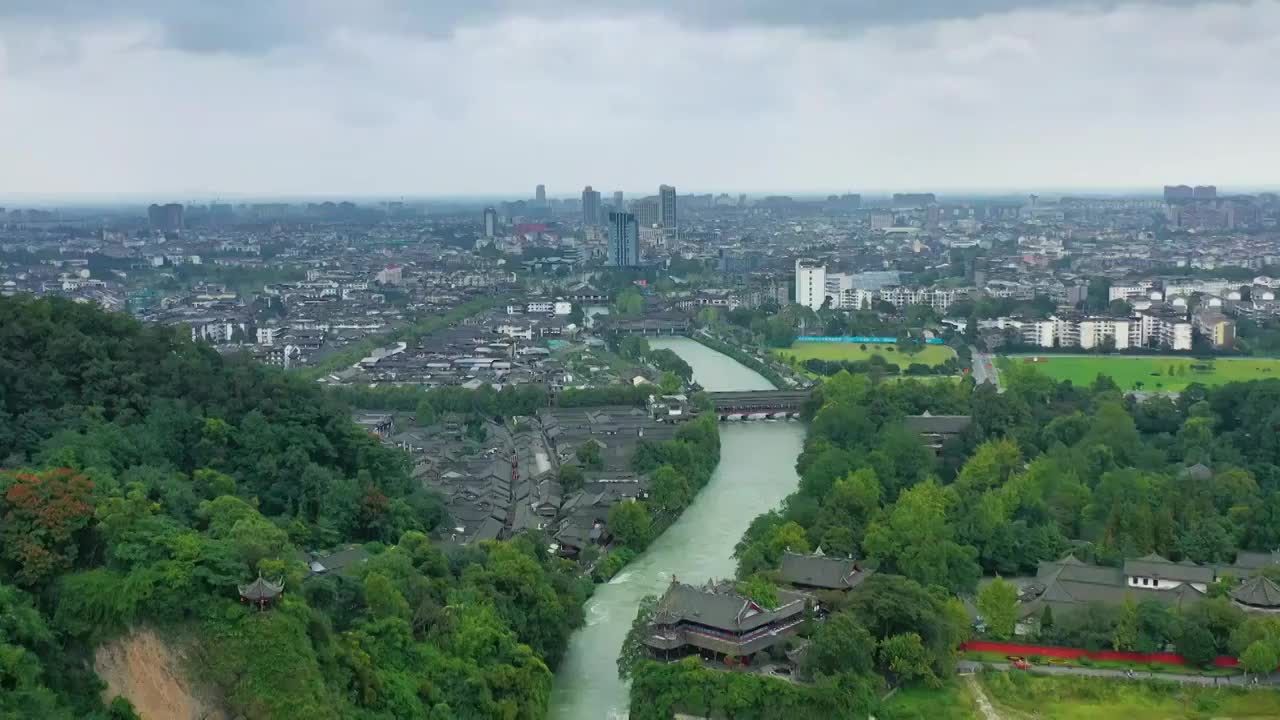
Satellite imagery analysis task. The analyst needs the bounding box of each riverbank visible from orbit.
[687,332,793,389]
[549,337,805,719]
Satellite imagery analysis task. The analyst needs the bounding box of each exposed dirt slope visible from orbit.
[94,628,230,720]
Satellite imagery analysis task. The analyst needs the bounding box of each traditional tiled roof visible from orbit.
[1233,575,1280,609]
[652,581,804,632]
[238,576,284,601]
[903,413,972,435]
[779,551,872,590]
[1124,553,1214,584]
[1179,463,1213,481]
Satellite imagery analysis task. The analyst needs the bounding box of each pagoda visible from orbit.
[238,575,284,610]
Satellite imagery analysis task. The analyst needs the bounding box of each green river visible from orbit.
[548,337,805,719]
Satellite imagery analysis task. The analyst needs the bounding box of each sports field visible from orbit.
[775,341,956,367]
[1004,355,1280,390]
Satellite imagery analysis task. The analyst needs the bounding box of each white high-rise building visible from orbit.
[795,259,827,310]
[483,207,497,238]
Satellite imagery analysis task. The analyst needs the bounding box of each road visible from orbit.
[958,660,1280,688]
[969,347,1003,392]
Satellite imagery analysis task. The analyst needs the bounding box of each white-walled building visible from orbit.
[795,259,827,310]
[992,312,1191,351]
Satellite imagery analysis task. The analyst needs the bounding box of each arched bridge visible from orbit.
[706,389,812,420]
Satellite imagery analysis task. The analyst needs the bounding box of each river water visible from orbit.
[548,337,806,719]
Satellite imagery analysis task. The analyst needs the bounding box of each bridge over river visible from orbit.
[706,389,812,420]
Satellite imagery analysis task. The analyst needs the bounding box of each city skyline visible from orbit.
[3,1,1279,196]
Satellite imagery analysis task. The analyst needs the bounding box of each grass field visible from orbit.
[980,672,1280,719]
[775,341,956,367]
[879,682,979,720]
[1003,355,1280,391]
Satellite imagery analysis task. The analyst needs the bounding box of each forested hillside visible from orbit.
[0,295,589,719]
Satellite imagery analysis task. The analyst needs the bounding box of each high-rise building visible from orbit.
[148,203,185,232]
[633,197,659,227]
[1164,185,1194,203]
[658,185,677,240]
[582,186,601,226]
[795,259,827,310]
[483,207,498,238]
[535,185,547,207]
[608,211,640,267]
[1193,185,1218,201]
[613,191,624,210]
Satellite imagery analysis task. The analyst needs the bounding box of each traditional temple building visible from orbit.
[238,575,284,610]
[1232,575,1280,613]
[1019,551,1280,623]
[903,413,972,453]
[643,579,806,662]
[779,549,874,592]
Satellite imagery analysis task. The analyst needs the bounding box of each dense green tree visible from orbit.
[648,465,691,513]
[558,464,584,493]
[1241,640,1279,675]
[1175,617,1218,667]
[976,577,1019,640]
[863,480,980,594]
[803,611,876,678]
[415,399,436,427]
[608,500,653,550]
[614,288,644,316]
[878,633,935,685]
[576,441,603,469]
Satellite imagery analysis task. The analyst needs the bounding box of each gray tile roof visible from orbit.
[779,551,872,590]
[1123,553,1214,584]
[903,413,972,435]
[1023,554,1209,618]
[1233,575,1280,609]
[652,581,805,633]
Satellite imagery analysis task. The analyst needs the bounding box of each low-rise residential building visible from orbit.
[1194,310,1236,349]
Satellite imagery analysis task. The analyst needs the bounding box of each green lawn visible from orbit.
[980,671,1280,719]
[879,681,980,720]
[1003,355,1280,391]
[775,341,956,367]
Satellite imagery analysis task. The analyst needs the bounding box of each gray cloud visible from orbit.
[3,0,1194,54]
[1,0,1276,196]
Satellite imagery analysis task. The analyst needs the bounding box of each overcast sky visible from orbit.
[2,0,1278,199]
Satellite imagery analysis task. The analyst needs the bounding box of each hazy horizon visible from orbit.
[4,184,1279,210]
